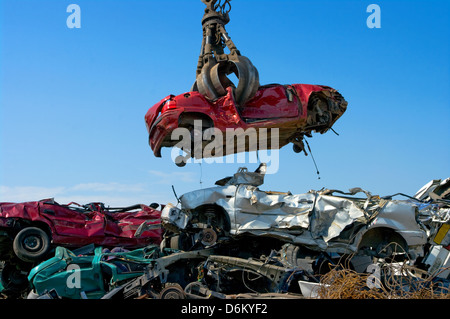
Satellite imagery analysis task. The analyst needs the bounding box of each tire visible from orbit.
[159,283,186,299]
[13,227,50,263]
[1,262,29,293]
[293,144,303,153]
[167,233,192,251]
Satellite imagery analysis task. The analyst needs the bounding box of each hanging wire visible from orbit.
[330,127,340,136]
[199,161,203,189]
[304,139,320,179]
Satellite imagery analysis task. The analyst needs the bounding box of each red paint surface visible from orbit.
[0,199,162,248]
[145,83,344,157]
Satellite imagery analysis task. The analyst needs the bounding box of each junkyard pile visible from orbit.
[1,0,449,300]
[0,169,449,299]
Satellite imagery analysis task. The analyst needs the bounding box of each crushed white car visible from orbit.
[160,164,429,260]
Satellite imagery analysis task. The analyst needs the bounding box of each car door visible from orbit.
[239,84,300,120]
[103,205,161,239]
[40,202,105,238]
[233,185,314,234]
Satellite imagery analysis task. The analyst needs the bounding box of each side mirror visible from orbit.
[149,203,159,209]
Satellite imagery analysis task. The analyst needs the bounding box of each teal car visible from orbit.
[27,245,175,299]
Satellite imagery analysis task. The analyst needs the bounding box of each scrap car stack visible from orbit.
[1,170,449,299]
[1,0,449,300]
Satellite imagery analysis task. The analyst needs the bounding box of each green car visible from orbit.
[28,244,174,299]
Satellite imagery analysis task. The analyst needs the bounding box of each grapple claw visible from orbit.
[196,60,220,101]
[193,0,260,105]
[232,56,260,105]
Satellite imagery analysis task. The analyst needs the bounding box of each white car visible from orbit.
[160,164,428,260]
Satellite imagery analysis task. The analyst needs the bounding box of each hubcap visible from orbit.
[23,235,42,252]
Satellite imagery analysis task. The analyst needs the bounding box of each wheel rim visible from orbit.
[159,284,186,299]
[22,235,43,252]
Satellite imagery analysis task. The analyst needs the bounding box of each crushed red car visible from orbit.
[145,83,347,166]
[0,199,162,264]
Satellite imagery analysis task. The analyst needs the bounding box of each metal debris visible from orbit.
[1,169,448,299]
[160,164,428,260]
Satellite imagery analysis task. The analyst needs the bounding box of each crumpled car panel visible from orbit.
[162,166,428,257]
[0,199,162,248]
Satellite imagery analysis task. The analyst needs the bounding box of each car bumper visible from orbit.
[149,108,184,157]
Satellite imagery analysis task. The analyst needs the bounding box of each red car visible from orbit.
[0,199,162,264]
[145,83,347,166]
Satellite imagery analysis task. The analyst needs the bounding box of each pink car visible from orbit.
[0,199,162,263]
[145,83,347,166]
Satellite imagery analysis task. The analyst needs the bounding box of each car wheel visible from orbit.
[13,227,51,263]
[293,143,303,153]
[1,262,29,294]
[167,233,193,251]
[159,283,186,299]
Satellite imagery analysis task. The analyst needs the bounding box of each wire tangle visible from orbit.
[316,245,450,299]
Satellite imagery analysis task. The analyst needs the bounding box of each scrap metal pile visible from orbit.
[1,0,449,300]
[1,169,449,299]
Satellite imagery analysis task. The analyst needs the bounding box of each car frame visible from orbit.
[159,164,428,260]
[0,199,162,264]
[27,244,173,299]
[145,83,347,164]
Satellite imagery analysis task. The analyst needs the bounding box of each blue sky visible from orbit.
[1,0,449,207]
